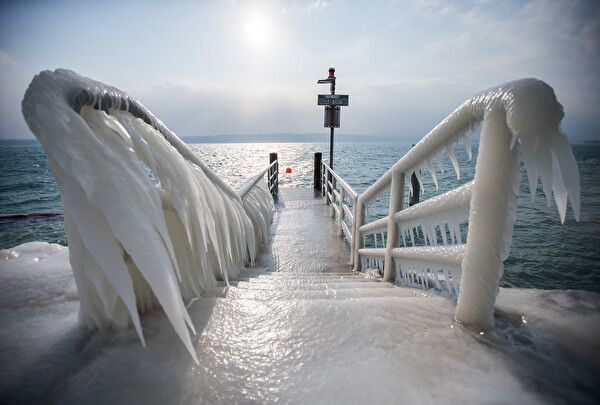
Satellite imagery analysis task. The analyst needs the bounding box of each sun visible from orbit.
[243,11,271,50]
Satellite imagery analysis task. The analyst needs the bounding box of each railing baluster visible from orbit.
[383,170,404,282]
[454,106,520,330]
[338,186,345,237]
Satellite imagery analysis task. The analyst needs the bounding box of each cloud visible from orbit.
[282,0,329,13]
[0,0,598,141]
[132,81,322,137]
[0,51,14,67]
[307,0,329,11]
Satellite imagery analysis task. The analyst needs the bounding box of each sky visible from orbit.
[1,0,599,142]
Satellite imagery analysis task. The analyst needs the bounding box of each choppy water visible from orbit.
[1,142,599,292]
[0,146,65,248]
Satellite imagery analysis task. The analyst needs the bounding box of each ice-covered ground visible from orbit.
[6,68,596,403]
[1,190,598,404]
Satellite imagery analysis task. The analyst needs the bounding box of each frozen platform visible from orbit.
[1,188,598,404]
[260,188,353,274]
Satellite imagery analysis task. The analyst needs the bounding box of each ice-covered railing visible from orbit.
[322,162,358,261]
[347,78,580,331]
[21,69,275,363]
[236,159,278,198]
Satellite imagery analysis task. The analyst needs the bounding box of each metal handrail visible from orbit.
[236,160,278,199]
[321,162,358,263]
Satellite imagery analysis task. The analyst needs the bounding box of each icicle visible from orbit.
[441,223,449,245]
[446,146,460,180]
[426,223,436,246]
[462,136,473,161]
[414,167,425,193]
[550,132,581,221]
[551,151,568,223]
[446,269,457,296]
[509,133,518,150]
[436,155,444,174]
[433,268,440,289]
[425,159,439,189]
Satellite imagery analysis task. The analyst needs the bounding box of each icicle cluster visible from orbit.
[408,133,473,198]
[242,181,274,262]
[394,215,467,295]
[404,78,579,223]
[358,78,579,318]
[397,183,473,248]
[395,257,463,296]
[22,69,274,363]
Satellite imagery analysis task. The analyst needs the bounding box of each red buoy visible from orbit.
[285,167,292,173]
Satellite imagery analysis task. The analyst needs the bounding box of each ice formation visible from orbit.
[403,78,580,222]
[2,242,598,403]
[21,69,274,362]
[356,78,580,331]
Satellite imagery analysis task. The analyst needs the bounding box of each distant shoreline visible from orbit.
[0,134,417,145]
[180,134,417,144]
[2,135,599,145]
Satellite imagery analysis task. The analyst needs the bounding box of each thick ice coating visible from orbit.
[406,78,580,223]
[357,78,580,331]
[21,69,274,363]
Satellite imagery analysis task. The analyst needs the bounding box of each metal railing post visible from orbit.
[383,171,405,281]
[353,199,365,271]
[330,177,337,216]
[349,196,357,266]
[338,186,345,236]
[322,163,327,197]
[269,152,278,195]
[314,152,322,192]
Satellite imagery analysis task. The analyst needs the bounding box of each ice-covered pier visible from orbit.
[2,187,598,404]
[2,69,598,403]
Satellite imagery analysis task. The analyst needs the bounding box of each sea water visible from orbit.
[1,141,599,292]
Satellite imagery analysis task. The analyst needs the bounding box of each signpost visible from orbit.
[316,67,349,172]
[317,94,349,106]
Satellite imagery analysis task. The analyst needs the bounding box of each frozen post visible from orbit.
[353,201,365,271]
[455,106,520,330]
[383,170,405,282]
[269,152,278,195]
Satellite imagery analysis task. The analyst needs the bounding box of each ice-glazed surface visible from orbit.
[21,69,274,362]
[402,79,580,225]
[1,190,598,403]
[356,78,581,331]
[11,69,593,402]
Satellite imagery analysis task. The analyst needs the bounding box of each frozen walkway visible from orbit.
[2,188,598,404]
[261,187,353,274]
[172,189,596,404]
